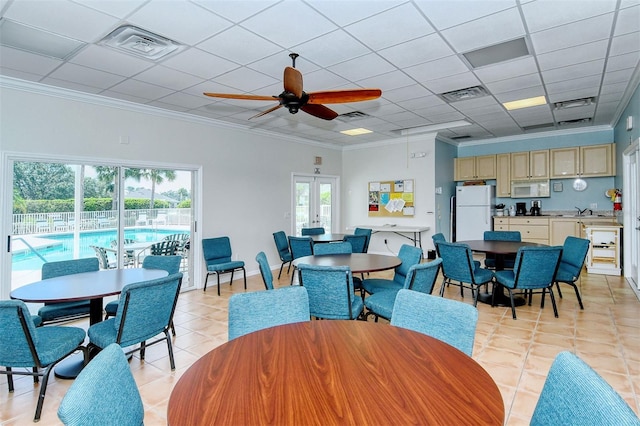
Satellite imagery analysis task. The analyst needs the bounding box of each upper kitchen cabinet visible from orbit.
[510,150,549,181]
[550,143,615,178]
[454,154,496,181]
[496,153,511,197]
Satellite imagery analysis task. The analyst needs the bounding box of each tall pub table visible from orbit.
[455,240,546,306]
[11,268,168,378]
[168,320,504,425]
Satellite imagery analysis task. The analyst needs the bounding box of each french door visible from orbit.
[623,141,639,290]
[292,175,339,236]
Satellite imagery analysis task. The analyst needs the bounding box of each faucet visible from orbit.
[575,207,588,216]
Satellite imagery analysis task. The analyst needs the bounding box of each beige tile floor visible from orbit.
[2,263,639,425]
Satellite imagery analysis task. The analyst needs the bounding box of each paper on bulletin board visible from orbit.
[368,178,414,218]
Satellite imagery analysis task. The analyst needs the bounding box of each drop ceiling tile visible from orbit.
[39,76,104,94]
[47,62,125,89]
[327,53,396,81]
[146,100,190,113]
[598,91,625,104]
[0,66,43,81]
[421,72,481,94]
[609,31,640,56]
[541,59,605,84]
[248,53,316,82]
[545,75,602,94]
[0,46,62,76]
[413,103,458,117]
[241,1,337,47]
[378,33,454,68]
[184,80,241,98]
[69,45,154,77]
[425,111,467,122]
[101,90,152,104]
[192,0,278,22]
[162,48,239,80]
[473,56,537,83]
[600,81,631,95]
[414,0,516,30]
[452,95,502,112]
[546,88,598,103]
[521,0,617,33]
[494,86,546,103]
[345,3,434,50]
[357,71,416,92]
[300,69,352,91]
[614,4,640,36]
[529,13,615,54]
[211,66,278,92]
[484,73,541,94]
[156,91,216,110]
[440,7,524,52]
[508,105,553,120]
[109,78,174,100]
[291,30,370,67]
[197,26,282,65]
[395,94,446,110]
[80,0,147,18]
[536,40,609,71]
[3,0,119,42]
[606,51,640,72]
[359,103,406,116]
[133,65,204,91]
[405,55,469,83]
[128,1,231,45]
[554,105,596,121]
[602,68,635,85]
[382,84,433,103]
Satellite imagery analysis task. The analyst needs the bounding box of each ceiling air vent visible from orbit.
[554,97,595,110]
[558,118,592,126]
[337,111,371,122]
[99,25,184,61]
[522,123,555,131]
[439,86,488,103]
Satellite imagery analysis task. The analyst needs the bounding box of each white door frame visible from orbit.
[291,174,340,235]
[623,139,639,291]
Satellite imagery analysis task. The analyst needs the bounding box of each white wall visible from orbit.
[0,85,343,290]
[341,134,437,256]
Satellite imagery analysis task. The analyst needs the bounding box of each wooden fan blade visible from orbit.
[284,66,303,98]
[249,104,283,120]
[203,92,277,101]
[301,104,339,121]
[307,89,382,104]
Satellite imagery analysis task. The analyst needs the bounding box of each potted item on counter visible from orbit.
[495,204,505,216]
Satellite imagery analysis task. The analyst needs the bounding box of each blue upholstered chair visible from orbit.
[57,344,144,426]
[255,251,274,290]
[361,244,423,296]
[288,236,314,284]
[298,264,364,320]
[0,300,87,422]
[105,255,182,336]
[432,232,480,269]
[493,246,563,319]
[365,258,442,322]
[273,231,292,278]
[88,273,183,370]
[390,289,479,356]
[554,236,590,310]
[343,234,367,253]
[202,237,246,296]
[483,230,521,269]
[531,351,640,425]
[38,257,99,324]
[354,227,372,252]
[313,241,352,255]
[437,241,494,305]
[228,286,310,340]
[301,227,325,235]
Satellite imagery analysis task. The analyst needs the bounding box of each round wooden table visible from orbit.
[11,268,168,378]
[456,240,546,305]
[292,253,401,273]
[168,320,504,425]
[309,233,346,243]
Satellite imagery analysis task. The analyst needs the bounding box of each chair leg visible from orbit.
[140,341,146,360]
[508,289,517,319]
[571,282,584,310]
[490,281,497,307]
[170,320,176,336]
[6,367,14,392]
[165,330,176,371]
[230,270,235,285]
[439,277,447,297]
[540,289,546,309]
[33,367,39,383]
[555,281,564,298]
[217,272,221,296]
[472,286,479,307]
[278,262,285,279]
[34,365,53,422]
[242,267,247,290]
[548,287,559,318]
[204,273,210,292]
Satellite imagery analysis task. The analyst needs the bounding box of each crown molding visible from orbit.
[452,124,613,147]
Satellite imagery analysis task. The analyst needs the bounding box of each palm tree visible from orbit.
[139,169,177,209]
[94,166,142,210]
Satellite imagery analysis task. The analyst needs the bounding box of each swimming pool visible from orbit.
[12,228,188,271]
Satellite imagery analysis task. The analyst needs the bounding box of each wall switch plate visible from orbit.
[435,187,442,194]
[590,203,597,209]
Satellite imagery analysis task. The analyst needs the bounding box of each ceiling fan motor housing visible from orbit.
[280,91,309,114]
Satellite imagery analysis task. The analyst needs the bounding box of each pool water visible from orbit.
[12,228,188,270]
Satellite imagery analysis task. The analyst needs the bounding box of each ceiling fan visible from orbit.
[203,53,382,121]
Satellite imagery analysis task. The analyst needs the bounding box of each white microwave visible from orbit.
[510,180,550,198]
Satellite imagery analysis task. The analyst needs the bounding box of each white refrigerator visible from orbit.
[455,185,495,241]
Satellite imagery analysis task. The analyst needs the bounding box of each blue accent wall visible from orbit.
[613,80,640,188]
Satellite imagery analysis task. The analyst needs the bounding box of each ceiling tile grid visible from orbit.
[0,0,638,146]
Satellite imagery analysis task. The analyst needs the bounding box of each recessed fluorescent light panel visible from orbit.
[341,128,373,136]
[463,37,530,68]
[503,96,547,111]
[399,120,471,136]
[0,18,85,60]
[100,25,184,61]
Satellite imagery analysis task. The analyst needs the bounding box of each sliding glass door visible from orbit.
[8,159,194,293]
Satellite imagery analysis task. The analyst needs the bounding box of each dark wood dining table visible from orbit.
[167,320,504,425]
[308,233,346,243]
[292,252,401,273]
[11,268,168,378]
[455,240,546,306]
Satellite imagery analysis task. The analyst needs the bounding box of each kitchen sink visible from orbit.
[560,214,607,218]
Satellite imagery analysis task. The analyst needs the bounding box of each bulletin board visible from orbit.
[368,179,414,217]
